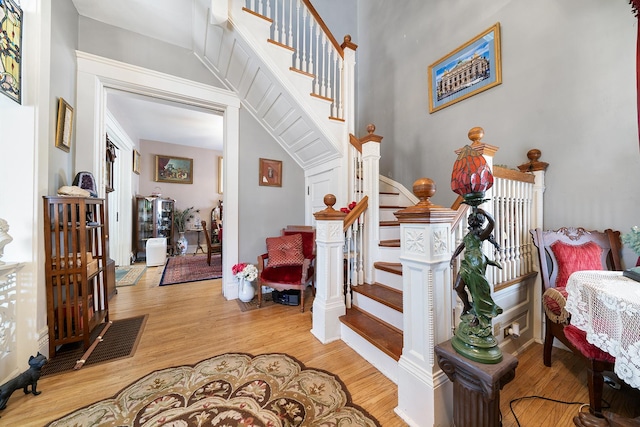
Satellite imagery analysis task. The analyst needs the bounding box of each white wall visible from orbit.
[357,0,640,267]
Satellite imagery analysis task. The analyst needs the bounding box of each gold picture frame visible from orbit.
[154,155,193,184]
[259,158,282,187]
[217,156,223,194]
[428,23,502,113]
[133,150,141,175]
[55,98,74,152]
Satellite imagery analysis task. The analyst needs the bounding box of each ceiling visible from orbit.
[72,0,224,151]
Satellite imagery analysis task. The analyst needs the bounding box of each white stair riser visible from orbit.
[380,193,401,206]
[374,269,403,291]
[378,245,400,263]
[379,226,400,241]
[352,292,403,331]
[380,208,400,222]
[340,324,399,384]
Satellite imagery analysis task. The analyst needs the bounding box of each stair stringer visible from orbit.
[191,1,348,171]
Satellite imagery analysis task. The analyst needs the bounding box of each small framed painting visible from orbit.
[217,156,223,194]
[0,0,23,104]
[133,150,141,175]
[259,158,282,187]
[155,155,193,184]
[428,23,501,113]
[55,98,74,152]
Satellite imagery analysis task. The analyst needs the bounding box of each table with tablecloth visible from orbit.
[565,270,640,389]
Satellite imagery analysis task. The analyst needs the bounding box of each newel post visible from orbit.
[311,194,347,344]
[393,178,457,427]
[518,149,548,343]
[361,124,382,284]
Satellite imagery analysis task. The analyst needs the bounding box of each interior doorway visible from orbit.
[75,51,241,300]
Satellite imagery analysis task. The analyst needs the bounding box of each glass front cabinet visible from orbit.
[134,196,175,260]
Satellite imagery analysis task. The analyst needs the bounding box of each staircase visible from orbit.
[340,178,417,383]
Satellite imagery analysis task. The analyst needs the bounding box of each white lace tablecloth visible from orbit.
[565,270,640,389]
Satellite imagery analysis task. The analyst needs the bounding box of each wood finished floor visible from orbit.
[3,264,639,426]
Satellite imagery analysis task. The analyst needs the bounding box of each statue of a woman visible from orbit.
[450,207,503,362]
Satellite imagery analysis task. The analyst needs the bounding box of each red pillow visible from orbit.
[550,241,603,288]
[266,233,304,267]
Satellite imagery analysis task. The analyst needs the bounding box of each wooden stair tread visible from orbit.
[379,239,400,247]
[374,262,402,275]
[340,306,402,361]
[380,205,402,209]
[353,283,402,312]
[379,191,399,195]
[379,220,399,227]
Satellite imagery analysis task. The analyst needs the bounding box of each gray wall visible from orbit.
[49,0,79,192]
[357,0,640,266]
[238,108,306,263]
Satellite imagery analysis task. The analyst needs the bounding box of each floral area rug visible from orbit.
[159,253,222,286]
[46,353,380,427]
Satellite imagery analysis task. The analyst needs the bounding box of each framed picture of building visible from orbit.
[0,0,23,104]
[428,23,501,113]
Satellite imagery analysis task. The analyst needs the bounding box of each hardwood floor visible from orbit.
[4,264,639,426]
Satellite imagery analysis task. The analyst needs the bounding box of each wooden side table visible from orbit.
[435,339,518,427]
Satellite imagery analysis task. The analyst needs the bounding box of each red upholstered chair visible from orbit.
[257,226,315,312]
[530,227,623,416]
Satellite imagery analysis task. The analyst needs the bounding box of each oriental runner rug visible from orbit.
[115,265,146,287]
[46,352,380,427]
[159,253,222,286]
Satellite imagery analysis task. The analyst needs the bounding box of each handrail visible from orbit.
[493,165,535,183]
[301,0,343,58]
[349,133,362,153]
[343,196,368,233]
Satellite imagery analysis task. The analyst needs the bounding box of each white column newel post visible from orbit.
[393,179,457,427]
[361,125,382,285]
[517,149,548,344]
[311,195,347,344]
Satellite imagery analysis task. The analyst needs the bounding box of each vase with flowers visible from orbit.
[173,206,197,255]
[232,262,258,302]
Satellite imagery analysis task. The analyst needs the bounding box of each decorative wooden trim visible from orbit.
[494,271,538,292]
[349,134,362,153]
[301,0,344,57]
[493,166,535,184]
[267,38,295,52]
[241,7,273,23]
[349,125,382,153]
[314,194,347,221]
[341,34,358,51]
[329,116,345,122]
[343,196,368,233]
[290,67,314,79]
[517,149,549,173]
[310,92,333,103]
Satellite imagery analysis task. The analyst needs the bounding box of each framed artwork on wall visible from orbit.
[133,150,141,175]
[428,23,501,113]
[217,156,223,194]
[0,0,23,104]
[155,155,193,184]
[259,158,282,187]
[55,98,74,152]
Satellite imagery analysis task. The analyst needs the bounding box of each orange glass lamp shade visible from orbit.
[451,145,494,206]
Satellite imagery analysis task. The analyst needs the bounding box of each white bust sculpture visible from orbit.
[0,218,13,265]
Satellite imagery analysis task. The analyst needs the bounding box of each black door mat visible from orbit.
[41,314,147,377]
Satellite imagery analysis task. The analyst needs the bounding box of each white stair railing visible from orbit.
[242,0,345,120]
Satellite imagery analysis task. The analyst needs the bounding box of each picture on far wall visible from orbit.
[55,98,74,152]
[133,150,141,175]
[428,23,501,113]
[217,156,223,194]
[0,0,23,104]
[155,155,193,184]
[259,158,282,187]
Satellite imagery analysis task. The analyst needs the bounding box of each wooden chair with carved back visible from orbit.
[530,226,623,416]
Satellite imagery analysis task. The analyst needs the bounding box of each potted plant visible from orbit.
[622,225,640,267]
